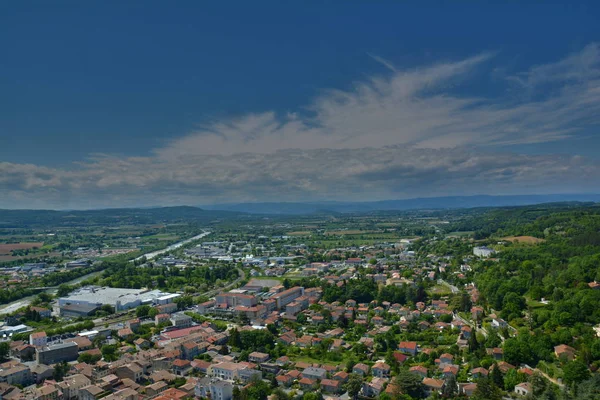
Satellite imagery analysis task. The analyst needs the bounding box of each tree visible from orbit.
[244,377,271,400]
[233,386,242,400]
[472,377,501,400]
[396,371,424,399]
[442,374,457,398]
[57,284,73,297]
[0,342,9,361]
[271,389,289,400]
[78,352,102,364]
[148,307,158,318]
[490,363,504,389]
[503,368,524,391]
[345,373,363,400]
[530,372,548,398]
[562,360,590,385]
[302,393,323,400]
[136,305,151,318]
[53,361,70,381]
[101,344,118,361]
[296,313,307,324]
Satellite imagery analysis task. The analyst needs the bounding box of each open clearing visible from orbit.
[287,231,312,236]
[502,236,545,244]
[0,242,44,254]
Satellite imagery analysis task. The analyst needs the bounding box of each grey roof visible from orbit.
[40,341,78,351]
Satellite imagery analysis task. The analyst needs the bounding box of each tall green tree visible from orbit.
[345,373,363,400]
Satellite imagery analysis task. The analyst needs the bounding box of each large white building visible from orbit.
[195,378,233,400]
[473,246,495,258]
[58,286,180,312]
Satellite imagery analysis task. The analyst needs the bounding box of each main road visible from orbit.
[133,231,211,261]
[0,231,212,314]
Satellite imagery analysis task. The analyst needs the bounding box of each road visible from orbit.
[133,231,211,261]
[0,269,106,315]
[0,232,212,315]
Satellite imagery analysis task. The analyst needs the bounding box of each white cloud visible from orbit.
[2,44,600,208]
[156,44,600,158]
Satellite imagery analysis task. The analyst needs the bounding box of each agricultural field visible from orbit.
[501,235,545,244]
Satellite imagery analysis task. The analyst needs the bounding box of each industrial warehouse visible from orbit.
[57,286,181,317]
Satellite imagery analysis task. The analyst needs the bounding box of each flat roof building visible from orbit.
[37,342,79,365]
[58,286,179,312]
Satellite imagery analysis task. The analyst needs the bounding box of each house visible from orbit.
[471,306,484,320]
[34,384,63,400]
[170,314,192,329]
[442,365,459,378]
[372,362,390,378]
[79,385,104,400]
[191,360,211,374]
[332,371,348,383]
[0,364,32,386]
[298,378,317,391]
[363,377,386,397]
[55,373,91,400]
[497,361,516,373]
[470,367,488,379]
[146,381,169,397]
[30,364,54,384]
[30,331,47,347]
[554,344,576,361]
[180,342,199,360]
[409,366,428,378]
[275,356,290,366]
[490,347,503,360]
[438,353,454,366]
[208,380,233,400]
[155,313,171,325]
[320,379,342,394]
[418,321,431,330]
[491,317,508,329]
[248,352,270,363]
[30,307,52,319]
[276,374,293,387]
[460,383,477,397]
[66,336,93,351]
[422,378,444,396]
[461,326,472,339]
[392,351,408,364]
[159,388,189,400]
[352,363,369,376]
[117,328,134,340]
[127,319,141,333]
[172,359,192,376]
[302,367,326,381]
[157,303,178,314]
[12,344,36,361]
[398,341,418,356]
[515,382,532,397]
[115,364,143,382]
[134,338,151,351]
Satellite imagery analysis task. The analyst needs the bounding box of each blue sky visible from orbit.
[1,1,600,209]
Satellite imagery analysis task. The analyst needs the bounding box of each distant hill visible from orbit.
[0,206,245,228]
[202,194,600,214]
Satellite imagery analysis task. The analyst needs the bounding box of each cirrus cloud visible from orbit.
[2,44,600,209]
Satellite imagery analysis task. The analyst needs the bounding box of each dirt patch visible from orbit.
[502,236,545,244]
[287,231,311,236]
[0,242,44,255]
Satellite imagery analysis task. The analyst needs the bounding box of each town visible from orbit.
[0,204,599,400]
